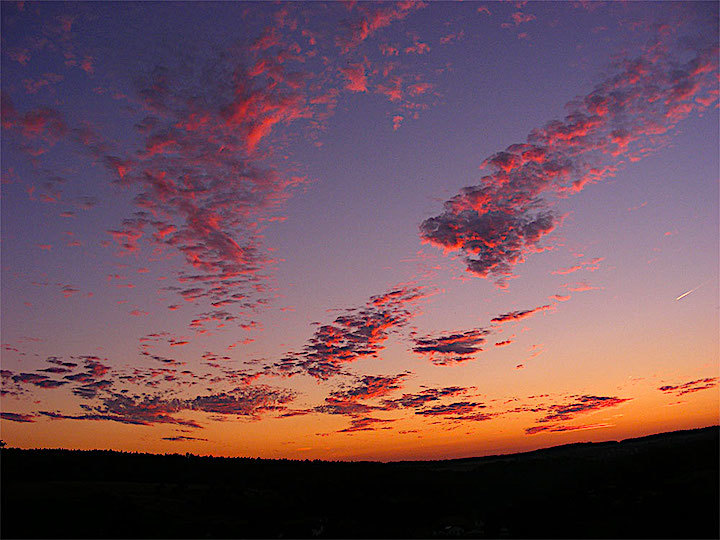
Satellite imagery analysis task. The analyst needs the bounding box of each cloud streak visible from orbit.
[420,39,717,286]
[491,304,552,325]
[0,412,36,423]
[659,377,718,396]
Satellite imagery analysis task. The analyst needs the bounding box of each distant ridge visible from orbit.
[420,425,719,465]
[2,425,717,538]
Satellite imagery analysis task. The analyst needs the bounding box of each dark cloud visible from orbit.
[37,366,73,374]
[33,379,70,389]
[412,328,489,365]
[39,410,160,426]
[314,399,378,417]
[337,416,395,433]
[659,377,718,396]
[162,435,208,442]
[415,401,486,417]
[490,304,551,324]
[455,411,494,422]
[71,379,113,399]
[0,412,36,423]
[11,372,68,388]
[536,395,631,423]
[382,386,467,409]
[62,356,113,398]
[141,351,185,366]
[89,393,195,426]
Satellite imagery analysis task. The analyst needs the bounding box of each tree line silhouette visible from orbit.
[1,426,718,538]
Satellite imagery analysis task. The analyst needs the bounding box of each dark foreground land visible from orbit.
[1,427,718,539]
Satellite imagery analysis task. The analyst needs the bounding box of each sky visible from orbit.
[1,1,718,461]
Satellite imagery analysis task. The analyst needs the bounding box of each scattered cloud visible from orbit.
[523,394,631,434]
[659,377,718,396]
[412,328,489,365]
[563,282,603,292]
[162,435,208,442]
[337,416,395,433]
[340,62,368,92]
[415,400,486,416]
[336,2,427,53]
[552,257,603,275]
[267,286,428,379]
[39,384,294,428]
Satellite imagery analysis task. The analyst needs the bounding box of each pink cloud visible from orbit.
[420,40,717,285]
[405,40,430,55]
[407,82,432,96]
[339,62,368,92]
[376,76,403,102]
[563,281,602,292]
[336,1,427,53]
[552,257,603,275]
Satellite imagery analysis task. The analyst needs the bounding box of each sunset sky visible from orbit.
[1,1,718,461]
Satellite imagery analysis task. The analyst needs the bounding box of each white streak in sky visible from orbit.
[675,281,707,301]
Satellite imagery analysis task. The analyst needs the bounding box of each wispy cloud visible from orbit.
[491,304,552,325]
[659,377,718,396]
[524,394,631,435]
